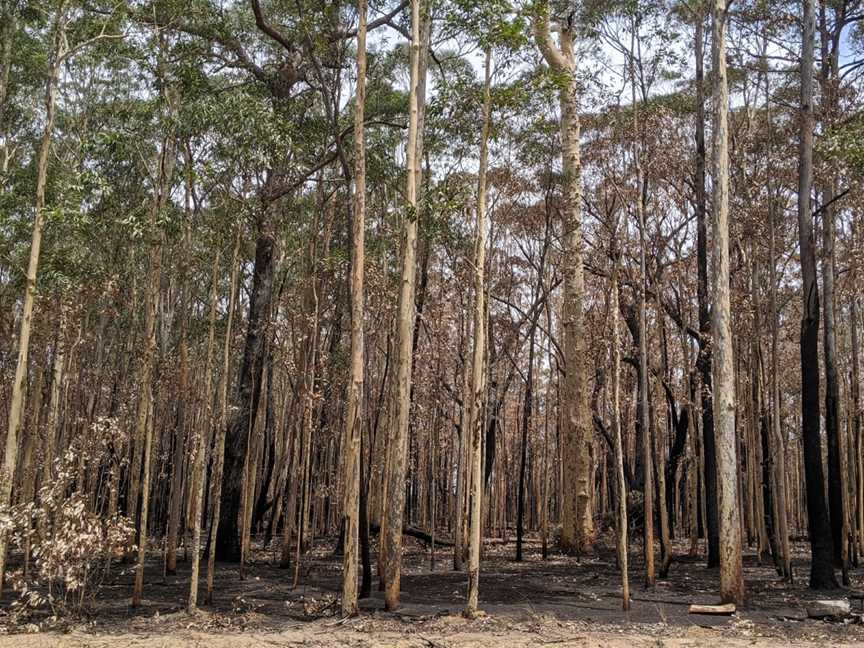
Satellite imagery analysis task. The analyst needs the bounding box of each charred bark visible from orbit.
[215,210,276,562]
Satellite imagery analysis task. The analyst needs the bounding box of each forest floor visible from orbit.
[2,534,864,646]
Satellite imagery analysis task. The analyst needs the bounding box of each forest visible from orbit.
[1,0,864,646]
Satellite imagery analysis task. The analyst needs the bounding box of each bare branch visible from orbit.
[335,0,409,39]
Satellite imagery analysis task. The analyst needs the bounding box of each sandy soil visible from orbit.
[4,615,864,648]
[2,536,863,646]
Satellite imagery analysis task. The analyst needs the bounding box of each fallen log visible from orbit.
[369,523,455,547]
[688,603,736,615]
[805,599,851,619]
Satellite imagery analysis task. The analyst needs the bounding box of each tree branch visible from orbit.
[335,0,409,39]
[250,0,295,51]
[532,0,570,72]
[813,187,850,218]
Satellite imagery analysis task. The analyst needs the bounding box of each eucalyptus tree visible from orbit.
[464,45,491,617]
[0,0,122,596]
[798,0,838,590]
[608,239,629,610]
[131,32,180,607]
[708,0,744,605]
[5,0,864,625]
[341,0,368,617]
[0,0,16,173]
[668,0,720,568]
[816,0,860,578]
[381,0,427,611]
[427,0,525,617]
[139,0,409,566]
[531,0,593,556]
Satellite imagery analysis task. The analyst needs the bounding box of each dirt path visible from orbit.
[3,616,863,648]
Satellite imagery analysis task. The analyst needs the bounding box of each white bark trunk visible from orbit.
[341,0,367,617]
[464,47,492,619]
[381,0,423,610]
[610,262,630,610]
[710,0,744,605]
[532,1,591,554]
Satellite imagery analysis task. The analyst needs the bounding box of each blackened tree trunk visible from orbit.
[632,42,654,587]
[822,185,845,573]
[797,0,837,590]
[662,382,689,557]
[817,0,847,576]
[206,226,242,602]
[609,252,630,610]
[216,210,276,562]
[516,326,537,562]
[759,397,781,571]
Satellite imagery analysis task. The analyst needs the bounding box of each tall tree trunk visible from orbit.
[610,257,630,610]
[216,209,276,562]
[751,249,781,572]
[429,394,438,570]
[0,7,63,595]
[766,86,792,582]
[340,0,367,616]
[132,109,176,608]
[710,0,744,605]
[797,0,837,590]
[631,32,654,586]
[817,0,846,576]
[20,363,44,579]
[655,377,673,579]
[359,420,373,598]
[381,0,424,610]
[516,302,547,557]
[516,332,535,563]
[684,336,700,557]
[821,143,844,577]
[167,161,194,576]
[42,308,67,506]
[454,308,471,571]
[293,261,321,587]
[852,282,863,571]
[280,415,301,568]
[206,226,242,603]
[533,1,591,555]
[541,298,554,560]
[188,249,221,612]
[464,47,492,620]
[692,6,720,569]
[241,366,265,576]
[752,265,782,573]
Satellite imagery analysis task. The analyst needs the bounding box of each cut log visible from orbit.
[688,603,736,615]
[805,599,851,619]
